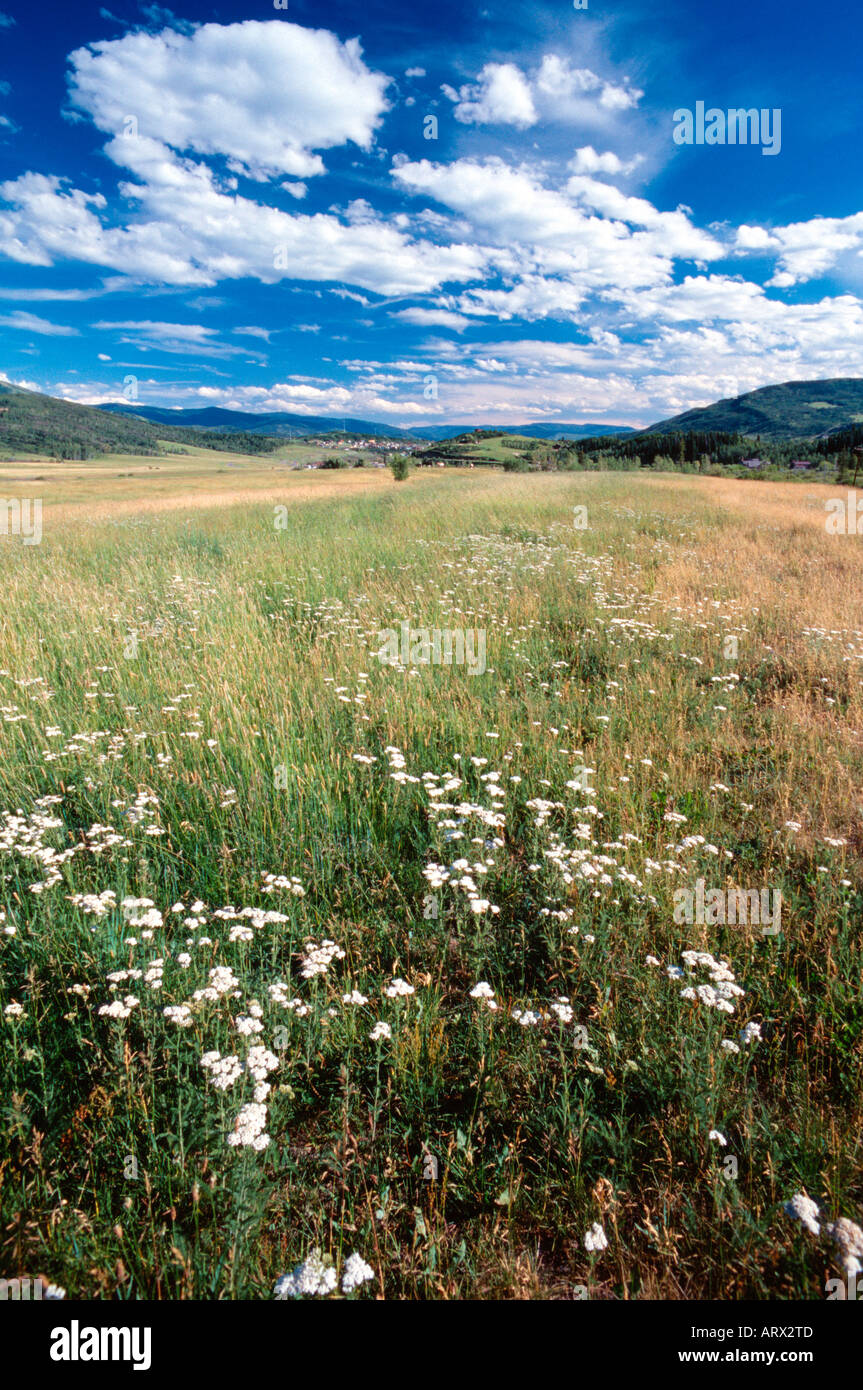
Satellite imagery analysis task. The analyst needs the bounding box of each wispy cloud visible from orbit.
[0,310,79,335]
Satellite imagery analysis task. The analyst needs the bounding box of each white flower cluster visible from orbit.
[273,1249,374,1298]
[106,968,142,985]
[343,989,368,1006]
[245,1046,279,1083]
[234,1000,264,1035]
[214,905,290,940]
[271,987,309,1016]
[341,1252,375,1293]
[125,792,161,826]
[584,1222,608,1253]
[424,856,502,914]
[469,981,498,1011]
[261,873,305,896]
[825,1217,863,1277]
[200,1051,243,1091]
[299,939,346,979]
[227,1101,270,1150]
[784,1195,863,1276]
[191,965,241,1003]
[121,897,164,932]
[513,1009,541,1027]
[67,889,117,917]
[384,977,415,998]
[143,958,164,991]
[387,745,421,785]
[163,1004,193,1028]
[676,951,745,1015]
[98,995,139,1019]
[784,1192,821,1236]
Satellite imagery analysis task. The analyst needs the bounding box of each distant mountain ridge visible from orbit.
[0,381,636,455]
[4,376,863,457]
[644,378,863,441]
[99,402,635,442]
[100,402,411,438]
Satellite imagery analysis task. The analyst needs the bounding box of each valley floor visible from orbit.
[0,467,860,1299]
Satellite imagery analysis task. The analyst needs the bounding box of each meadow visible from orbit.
[0,463,861,1300]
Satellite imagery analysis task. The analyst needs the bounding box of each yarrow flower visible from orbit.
[299,939,346,979]
[98,995,139,1019]
[234,1012,264,1036]
[384,977,415,998]
[824,1217,863,1277]
[341,1252,375,1293]
[163,1004,193,1028]
[469,981,498,1010]
[784,1193,821,1237]
[551,996,574,1024]
[673,952,744,1015]
[227,1101,270,1150]
[369,1021,391,1042]
[261,873,305,896]
[273,1250,337,1298]
[584,1222,608,1253]
[512,1008,541,1027]
[470,981,495,998]
[200,1051,243,1091]
[244,1046,279,1082]
[191,965,240,1003]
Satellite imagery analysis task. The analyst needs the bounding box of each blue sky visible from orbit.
[0,0,861,427]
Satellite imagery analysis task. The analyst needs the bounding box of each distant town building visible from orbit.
[742,458,765,468]
[791,459,814,470]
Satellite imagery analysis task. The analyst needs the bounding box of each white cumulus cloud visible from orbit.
[449,63,538,128]
[67,20,391,182]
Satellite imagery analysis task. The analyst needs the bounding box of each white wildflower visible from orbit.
[584,1222,608,1253]
[341,1252,375,1293]
[784,1193,821,1237]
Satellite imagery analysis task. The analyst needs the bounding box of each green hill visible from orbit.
[0,381,283,457]
[0,380,165,456]
[646,377,863,441]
